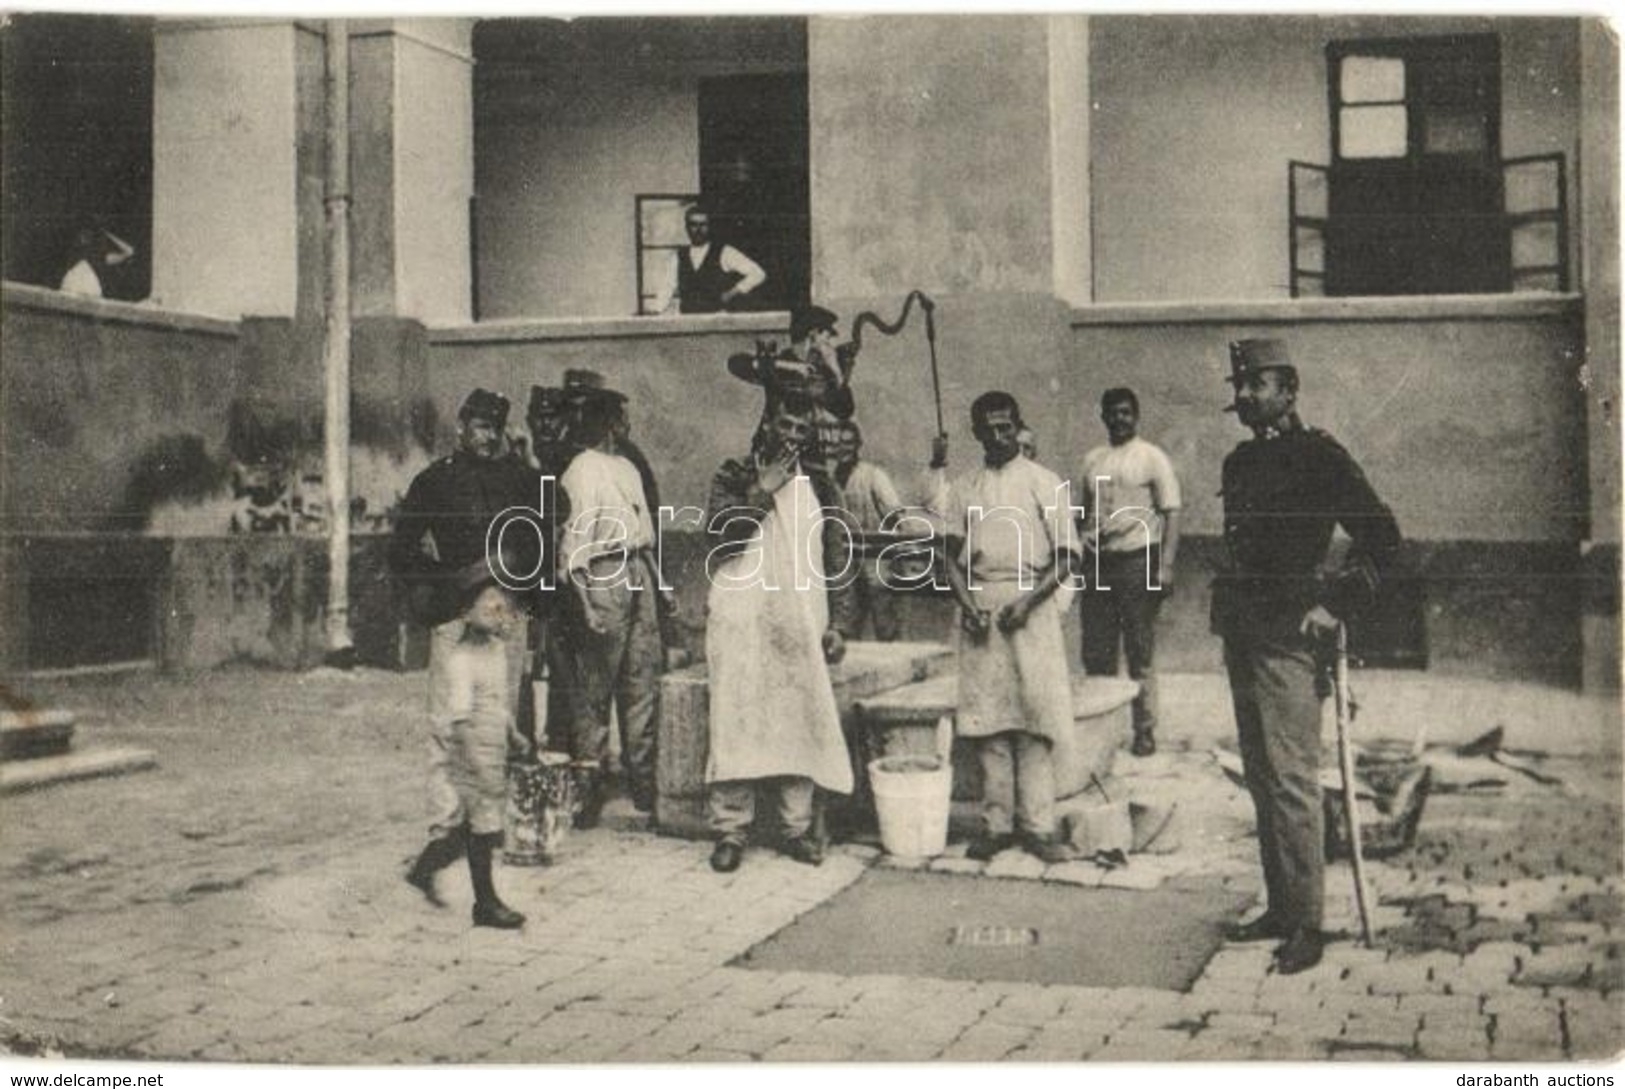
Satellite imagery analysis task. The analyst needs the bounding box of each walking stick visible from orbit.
[1334,622,1375,947]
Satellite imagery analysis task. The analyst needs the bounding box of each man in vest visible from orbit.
[661,203,766,314]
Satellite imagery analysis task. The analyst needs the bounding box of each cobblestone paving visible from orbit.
[1,667,1621,1062]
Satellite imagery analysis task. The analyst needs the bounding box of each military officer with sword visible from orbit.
[1213,339,1401,974]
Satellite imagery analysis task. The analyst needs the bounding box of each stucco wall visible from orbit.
[1063,304,1587,543]
[150,22,300,317]
[393,22,474,325]
[426,317,789,512]
[1090,15,1582,302]
[476,78,698,320]
[1,288,244,534]
[809,15,1056,299]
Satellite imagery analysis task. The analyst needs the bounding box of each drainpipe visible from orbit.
[323,19,354,663]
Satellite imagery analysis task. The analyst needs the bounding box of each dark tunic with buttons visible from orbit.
[1210,420,1400,933]
[1212,424,1401,641]
[389,451,542,627]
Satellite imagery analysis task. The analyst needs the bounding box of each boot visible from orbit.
[405,828,465,908]
[1130,725,1156,757]
[467,832,525,930]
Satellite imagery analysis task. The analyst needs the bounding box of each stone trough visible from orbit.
[655,641,956,838]
[655,638,1139,841]
[855,672,1139,804]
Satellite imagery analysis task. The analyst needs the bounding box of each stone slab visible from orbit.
[0,708,77,760]
[0,746,157,793]
[857,672,1135,800]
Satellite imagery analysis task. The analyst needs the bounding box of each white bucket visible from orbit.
[868,754,952,858]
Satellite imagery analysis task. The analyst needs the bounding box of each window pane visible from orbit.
[1511,221,1559,269]
[1340,105,1407,159]
[639,198,694,247]
[1291,164,1328,219]
[1505,159,1561,214]
[1294,225,1324,274]
[639,250,678,315]
[1422,109,1486,155]
[1341,55,1405,103]
[1512,270,1560,293]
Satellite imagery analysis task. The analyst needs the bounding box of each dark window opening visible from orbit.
[1,13,154,301]
[1324,34,1507,296]
[472,17,808,321]
[697,72,810,314]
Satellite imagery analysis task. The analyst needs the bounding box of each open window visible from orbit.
[1,13,153,300]
[473,17,809,321]
[1324,34,1507,296]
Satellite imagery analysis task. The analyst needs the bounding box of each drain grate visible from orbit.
[948,925,1039,947]
[733,869,1257,991]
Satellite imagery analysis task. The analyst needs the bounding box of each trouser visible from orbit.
[707,776,816,843]
[1223,634,1325,933]
[526,612,579,752]
[975,730,1056,837]
[850,566,902,642]
[426,619,524,838]
[565,554,663,806]
[1081,546,1164,732]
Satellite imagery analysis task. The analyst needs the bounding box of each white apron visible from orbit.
[704,473,853,793]
[955,579,1073,743]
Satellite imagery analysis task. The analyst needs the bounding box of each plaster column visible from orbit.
[349,18,474,326]
[807,14,1092,487]
[1580,19,1620,691]
[151,20,308,318]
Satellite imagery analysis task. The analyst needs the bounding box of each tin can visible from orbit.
[504,751,575,865]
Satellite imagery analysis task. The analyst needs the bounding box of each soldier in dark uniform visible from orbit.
[392,388,541,930]
[1213,339,1401,974]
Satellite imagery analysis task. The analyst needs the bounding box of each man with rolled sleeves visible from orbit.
[556,385,665,824]
[1214,339,1401,974]
[392,388,540,929]
[1078,387,1182,757]
[940,391,1080,865]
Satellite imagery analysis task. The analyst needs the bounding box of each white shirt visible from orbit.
[653,243,766,314]
[558,448,656,573]
[842,460,904,534]
[60,261,103,298]
[945,455,1081,585]
[1078,436,1182,554]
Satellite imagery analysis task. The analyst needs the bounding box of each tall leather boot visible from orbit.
[467,832,525,930]
[405,827,466,908]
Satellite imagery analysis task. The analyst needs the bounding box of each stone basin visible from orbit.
[654,640,955,838]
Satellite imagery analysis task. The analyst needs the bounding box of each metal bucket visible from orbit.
[504,751,575,865]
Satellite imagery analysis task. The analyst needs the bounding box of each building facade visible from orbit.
[1,15,1616,688]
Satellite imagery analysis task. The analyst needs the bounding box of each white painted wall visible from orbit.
[476,76,698,320]
[393,22,475,325]
[1090,16,1581,302]
[151,22,299,317]
[1048,14,1091,306]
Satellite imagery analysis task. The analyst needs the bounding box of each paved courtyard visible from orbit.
[0,664,1620,1063]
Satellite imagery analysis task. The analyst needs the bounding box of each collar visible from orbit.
[1253,413,1304,443]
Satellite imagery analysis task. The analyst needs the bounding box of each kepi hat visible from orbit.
[790,305,839,344]
[1227,339,1295,386]
[562,368,627,405]
[459,388,511,427]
